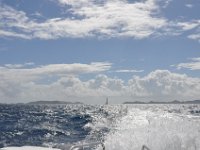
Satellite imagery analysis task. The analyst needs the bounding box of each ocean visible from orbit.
[0,104,200,150]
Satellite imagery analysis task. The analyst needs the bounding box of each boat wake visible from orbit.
[0,104,200,150]
[94,105,200,150]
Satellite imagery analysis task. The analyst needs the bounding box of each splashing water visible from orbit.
[95,105,200,150]
[0,104,200,150]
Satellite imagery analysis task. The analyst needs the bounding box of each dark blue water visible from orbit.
[1,104,200,150]
[0,104,110,149]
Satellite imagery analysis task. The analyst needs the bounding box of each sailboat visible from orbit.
[105,97,108,105]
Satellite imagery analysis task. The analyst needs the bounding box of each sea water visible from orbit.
[0,104,200,150]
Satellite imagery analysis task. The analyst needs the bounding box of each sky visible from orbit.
[0,0,200,104]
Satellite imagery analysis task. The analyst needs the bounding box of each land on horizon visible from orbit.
[123,100,200,104]
[1,100,200,105]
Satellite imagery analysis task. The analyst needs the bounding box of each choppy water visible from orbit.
[0,104,200,150]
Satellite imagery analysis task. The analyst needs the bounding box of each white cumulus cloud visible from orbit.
[0,66,200,103]
[128,70,200,99]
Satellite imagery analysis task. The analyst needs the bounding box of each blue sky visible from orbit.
[0,0,200,104]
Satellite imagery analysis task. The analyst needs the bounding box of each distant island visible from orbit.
[27,100,83,105]
[123,100,200,104]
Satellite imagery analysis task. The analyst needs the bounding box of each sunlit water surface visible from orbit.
[0,104,200,150]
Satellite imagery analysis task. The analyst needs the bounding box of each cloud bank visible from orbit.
[0,63,200,103]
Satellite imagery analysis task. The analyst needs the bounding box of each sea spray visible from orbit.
[96,105,200,150]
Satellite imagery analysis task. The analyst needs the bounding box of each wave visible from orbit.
[0,104,200,150]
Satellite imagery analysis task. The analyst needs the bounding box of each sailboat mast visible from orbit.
[105,97,108,105]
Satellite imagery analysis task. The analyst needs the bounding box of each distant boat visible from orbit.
[105,97,108,105]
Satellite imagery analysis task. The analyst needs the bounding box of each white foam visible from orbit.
[0,146,61,150]
[96,105,200,150]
